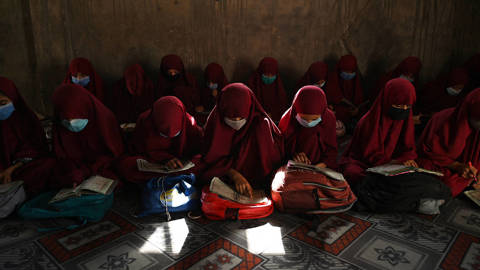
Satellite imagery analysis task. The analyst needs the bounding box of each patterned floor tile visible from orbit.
[167,238,264,270]
[289,213,372,255]
[368,213,457,252]
[436,198,480,237]
[441,232,480,270]
[63,234,173,270]
[261,236,360,270]
[38,211,139,263]
[136,217,219,260]
[0,241,61,270]
[204,211,301,254]
[340,229,443,270]
[0,219,41,248]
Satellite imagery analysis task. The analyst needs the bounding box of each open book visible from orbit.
[0,181,23,194]
[287,160,345,181]
[465,190,480,207]
[120,123,136,129]
[49,175,117,203]
[136,159,195,174]
[209,177,268,204]
[366,164,444,177]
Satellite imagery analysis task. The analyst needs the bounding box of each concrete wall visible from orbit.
[1,0,479,115]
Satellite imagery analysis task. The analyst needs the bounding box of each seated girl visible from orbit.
[279,86,338,169]
[63,57,105,102]
[116,96,204,184]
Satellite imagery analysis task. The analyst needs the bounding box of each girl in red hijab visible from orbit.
[417,67,469,116]
[247,57,288,122]
[52,84,124,188]
[195,63,229,125]
[340,78,417,184]
[63,57,105,102]
[116,96,204,184]
[417,88,480,197]
[201,83,284,197]
[107,64,157,128]
[0,77,55,195]
[372,56,422,100]
[296,61,328,90]
[157,54,198,97]
[279,86,338,169]
[324,55,365,131]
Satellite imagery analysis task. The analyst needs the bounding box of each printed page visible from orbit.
[136,159,195,174]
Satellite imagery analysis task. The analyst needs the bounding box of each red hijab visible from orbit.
[279,86,338,168]
[108,64,156,124]
[341,78,417,166]
[201,83,284,185]
[372,56,422,100]
[0,77,47,170]
[157,54,197,97]
[63,57,105,102]
[247,57,288,121]
[296,61,328,90]
[52,84,124,163]
[325,55,364,106]
[418,67,469,114]
[131,96,203,162]
[418,88,480,168]
[201,63,229,111]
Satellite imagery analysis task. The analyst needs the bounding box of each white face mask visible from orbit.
[446,87,462,96]
[159,130,181,138]
[224,117,247,130]
[399,74,414,82]
[295,114,322,128]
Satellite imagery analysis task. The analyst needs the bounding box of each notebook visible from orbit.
[49,175,117,203]
[366,164,444,177]
[286,160,345,181]
[465,190,480,208]
[209,177,268,204]
[136,159,195,174]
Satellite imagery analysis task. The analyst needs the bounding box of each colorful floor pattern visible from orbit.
[1,188,480,270]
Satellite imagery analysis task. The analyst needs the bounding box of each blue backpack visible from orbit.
[137,174,200,219]
[17,191,113,231]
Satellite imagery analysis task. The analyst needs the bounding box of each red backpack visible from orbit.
[201,186,274,220]
[271,162,357,213]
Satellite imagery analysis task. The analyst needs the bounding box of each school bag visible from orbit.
[271,161,357,214]
[17,191,113,231]
[0,181,26,218]
[136,173,200,219]
[201,178,274,220]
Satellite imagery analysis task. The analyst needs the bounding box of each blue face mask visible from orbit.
[71,76,91,87]
[295,114,322,128]
[261,74,277,85]
[0,102,15,120]
[62,119,89,132]
[340,72,356,80]
[208,83,218,90]
[399,74,414,83]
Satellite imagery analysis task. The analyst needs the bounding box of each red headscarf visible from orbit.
[418,88,480,168]
[131,96,203,163]
[108,64,156,124]
[341,78,417,166]
[418,67,469,114]
[247,57,288,122]
[52,84,124,163]
[63,57,105,102]
[0,77,47,170]
[279,86,338,168]
[201,63,229,111]
[296,61,328,90]
[372,56,422,100]
[201,83,284,186]
[325,55,364,106]
[157,54,197,97]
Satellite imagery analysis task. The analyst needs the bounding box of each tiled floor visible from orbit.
[1,188,480,270]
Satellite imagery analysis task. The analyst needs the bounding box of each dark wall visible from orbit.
[1,0,479,115]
